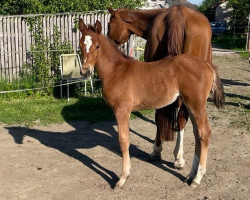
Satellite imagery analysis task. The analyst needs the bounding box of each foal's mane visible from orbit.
[87,24,134,60]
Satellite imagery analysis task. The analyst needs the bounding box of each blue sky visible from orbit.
[187,0,203,5]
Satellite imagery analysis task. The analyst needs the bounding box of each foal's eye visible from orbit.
[96,45,99,49]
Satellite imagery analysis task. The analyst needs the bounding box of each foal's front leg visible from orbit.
[114,106,131,188]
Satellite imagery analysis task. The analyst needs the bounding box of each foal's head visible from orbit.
[79,19,102,77]
[107,7,132,45]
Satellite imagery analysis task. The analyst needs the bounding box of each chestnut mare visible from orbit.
[79,19,224,188]
[107,6,212,169]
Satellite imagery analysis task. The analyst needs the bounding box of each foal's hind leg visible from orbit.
[173,104,189,169]
[186,107,211,187]
[114,106,131,188]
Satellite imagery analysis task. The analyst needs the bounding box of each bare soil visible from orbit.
[0,54,249,200]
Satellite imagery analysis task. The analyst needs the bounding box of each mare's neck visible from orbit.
[120,9,163,39]
[95,34,127,80]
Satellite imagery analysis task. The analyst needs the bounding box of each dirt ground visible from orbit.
[0,54,249,200]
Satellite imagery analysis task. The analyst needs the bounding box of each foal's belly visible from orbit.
[132,92,179,111]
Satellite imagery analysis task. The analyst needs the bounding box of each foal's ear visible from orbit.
[79,18,87,32]
[107,7,115,17]
[94,20,102,34]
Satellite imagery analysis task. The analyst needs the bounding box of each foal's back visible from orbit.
[125,54,213,110]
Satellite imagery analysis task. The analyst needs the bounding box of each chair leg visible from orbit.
[84,80,87,96]
[90,79,94,94]
[60,80,63,99]
[67,79,69,101]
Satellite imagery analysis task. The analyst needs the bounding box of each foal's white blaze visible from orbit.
[84,35,92,53]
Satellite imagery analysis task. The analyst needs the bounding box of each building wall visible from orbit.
[215,1,233,23]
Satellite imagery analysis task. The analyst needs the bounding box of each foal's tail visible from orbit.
[209,64,225,109]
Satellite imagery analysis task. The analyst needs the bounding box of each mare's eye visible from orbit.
[96,45,99,49]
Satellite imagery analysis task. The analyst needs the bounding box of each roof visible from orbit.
[172,0,198,10]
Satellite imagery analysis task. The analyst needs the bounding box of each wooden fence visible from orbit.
[0,11,138,81]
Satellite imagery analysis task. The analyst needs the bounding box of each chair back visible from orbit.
[60,54,82,79]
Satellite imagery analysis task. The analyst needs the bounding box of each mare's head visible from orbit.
[107,7,132,45]
[79,19,102,77]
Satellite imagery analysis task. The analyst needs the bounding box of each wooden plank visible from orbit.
[14,17,20,78]
[61,15,65,43]
[21,18,27,69]
[50,16,54,45]
[27,17,33,67]
[46,16,50,48]
[68,15,72,52]
[10,17,16,79]
[3,17,8,80]
[6,17,12,80]
[56,15,60,44]
[53,15,57,45]
[0,17,4,78]
[72,15,77,53]
[64,15,69,42]
[18,17,23,75]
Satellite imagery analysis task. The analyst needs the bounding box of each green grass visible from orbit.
[212,34,248,59]
[223,94,250,131]
[212,34,247,50]
[0,96,154,126]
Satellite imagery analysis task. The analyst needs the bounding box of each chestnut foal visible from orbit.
[79,19,224,188]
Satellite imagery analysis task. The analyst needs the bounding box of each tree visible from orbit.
[198,0,249,34]
[226,0,249,33]
[0,0,146,15]
[198,0,221,22]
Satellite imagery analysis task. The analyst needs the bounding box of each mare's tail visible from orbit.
[163,5,186,56]
[210,64,225,109]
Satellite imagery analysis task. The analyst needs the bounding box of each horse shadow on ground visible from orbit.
[221,78,250,87]
[6,102,185,188]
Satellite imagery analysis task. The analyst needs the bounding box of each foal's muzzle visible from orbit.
[80,66,93,79]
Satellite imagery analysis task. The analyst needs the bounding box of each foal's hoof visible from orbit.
[184,177,199,188]
[114,183,124,190]
[115,176,129,189]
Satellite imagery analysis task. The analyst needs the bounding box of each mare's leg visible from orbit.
[150,109,164,161]
[173,104,189,169]
[149,102,177,161]
[114,106,131,188]
[186,106,211,187]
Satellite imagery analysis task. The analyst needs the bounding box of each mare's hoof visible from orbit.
[190,181,199,188]
[147,154,162,162]
[174,160,185,170]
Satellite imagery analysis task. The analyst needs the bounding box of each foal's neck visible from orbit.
[95,34,128,79]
